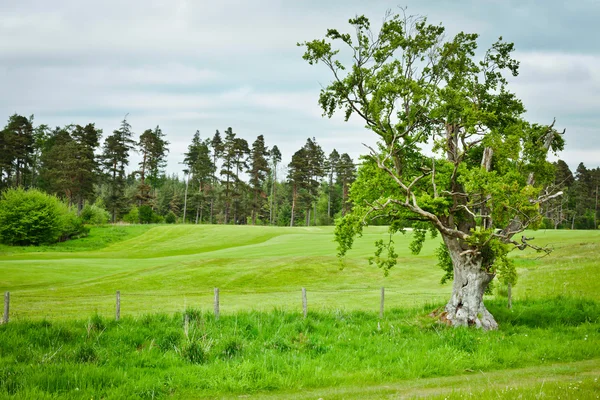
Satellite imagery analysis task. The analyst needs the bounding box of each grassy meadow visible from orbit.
[2,225,599,319]
[0,225,599,398]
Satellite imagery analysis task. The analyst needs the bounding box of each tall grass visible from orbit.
[1,298,598,399]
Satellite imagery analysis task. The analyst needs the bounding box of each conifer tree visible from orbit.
[249,135,270,224]
[269,145,282,225]
[0,114,35,189]
[326,149,340,220]
[137,125,169,206]
[100,116,135,222]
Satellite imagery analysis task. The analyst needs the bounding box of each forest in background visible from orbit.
[0,113,356,227]
[0,113,598,229]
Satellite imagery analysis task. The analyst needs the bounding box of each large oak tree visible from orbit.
[300,11,565,329]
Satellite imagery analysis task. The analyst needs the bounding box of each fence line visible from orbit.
[1,287,454,323]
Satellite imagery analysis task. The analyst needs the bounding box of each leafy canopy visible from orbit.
[300,10,564,279]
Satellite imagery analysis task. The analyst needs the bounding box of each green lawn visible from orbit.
[1,225,598,320]
[1,225,599,399]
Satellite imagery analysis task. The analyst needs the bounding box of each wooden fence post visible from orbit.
[380,287,385,319]
[302,287,307,318]
[507,283,512,309]
[2,292,9,324]
[214,288,220,320]
[116,290,120,321]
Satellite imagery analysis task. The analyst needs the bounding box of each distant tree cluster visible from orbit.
[0,113,357,231]
[181,129,357,226]
[541,160,600,230]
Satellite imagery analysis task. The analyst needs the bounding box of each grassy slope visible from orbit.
[0,225,445,319]
[0,226,599,319]
[0,225,599,398]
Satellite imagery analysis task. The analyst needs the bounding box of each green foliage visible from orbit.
[333,211,364,259]
[436,242,454,284]
[38,124,102,207]
[0,114,35,190]
[0,224,152,255]
[122,206,139,224]
[80,204,110,225]
[0,188,87,246]
[368,234,398,276]
[165,210,177,224]
[138,205,154,224]
[100,116,135,222]
[301,11,567,317]
[60,210,90,241]
[408,227,427,255]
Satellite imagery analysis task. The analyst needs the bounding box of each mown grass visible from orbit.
[0,224,152,256]
[2,226,598,320]
[1,297,599,399]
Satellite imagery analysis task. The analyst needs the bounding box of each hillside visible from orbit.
[1,225,598,320]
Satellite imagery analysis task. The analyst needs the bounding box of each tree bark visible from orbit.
[442,236,498,330]
[182,172,190,224]
[290,184,296,227]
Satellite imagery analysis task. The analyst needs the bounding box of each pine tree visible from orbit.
[184,131,215,223]
[573,163,593,228]
[232,137,250,223]
[210,130,224,223]
[137,125,169,206]
[326,149,340,220]
[220,128,237,224]
[269,145,282,225]
[39,124,102,211]
[0,114,35,189]
[336,153,356,216]
[249,135,270,224]
[288,147,310,227]
[543,160,574,229]
[303,138,325,226]
[100,116,135,222]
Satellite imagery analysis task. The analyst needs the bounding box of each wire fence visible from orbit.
[1,287,450,323]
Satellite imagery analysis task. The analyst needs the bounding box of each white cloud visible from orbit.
[0,0,599,177]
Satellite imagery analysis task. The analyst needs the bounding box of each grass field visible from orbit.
[2,225,599,320]
[1,225,599,398]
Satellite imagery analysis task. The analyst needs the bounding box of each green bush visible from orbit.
[0,188,88,246]
[165,211,177,224]
[80,204,110,225]
[60,210,90,241]
[138,205,154,224]
[123,206,139,224]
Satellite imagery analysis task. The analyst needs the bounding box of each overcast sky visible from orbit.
[1,0,598,176]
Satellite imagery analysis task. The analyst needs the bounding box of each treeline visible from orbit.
[0,114,356,226]
[541,160,600,229]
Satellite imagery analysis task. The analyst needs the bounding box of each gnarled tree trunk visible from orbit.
[442,235,498,330]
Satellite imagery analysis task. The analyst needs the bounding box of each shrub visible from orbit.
[60,210,90,241]
[138,205,154,224]
[0,188,87,246]
[123,206,139,224]
[165,211,177,224]
[80,204,110,225]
